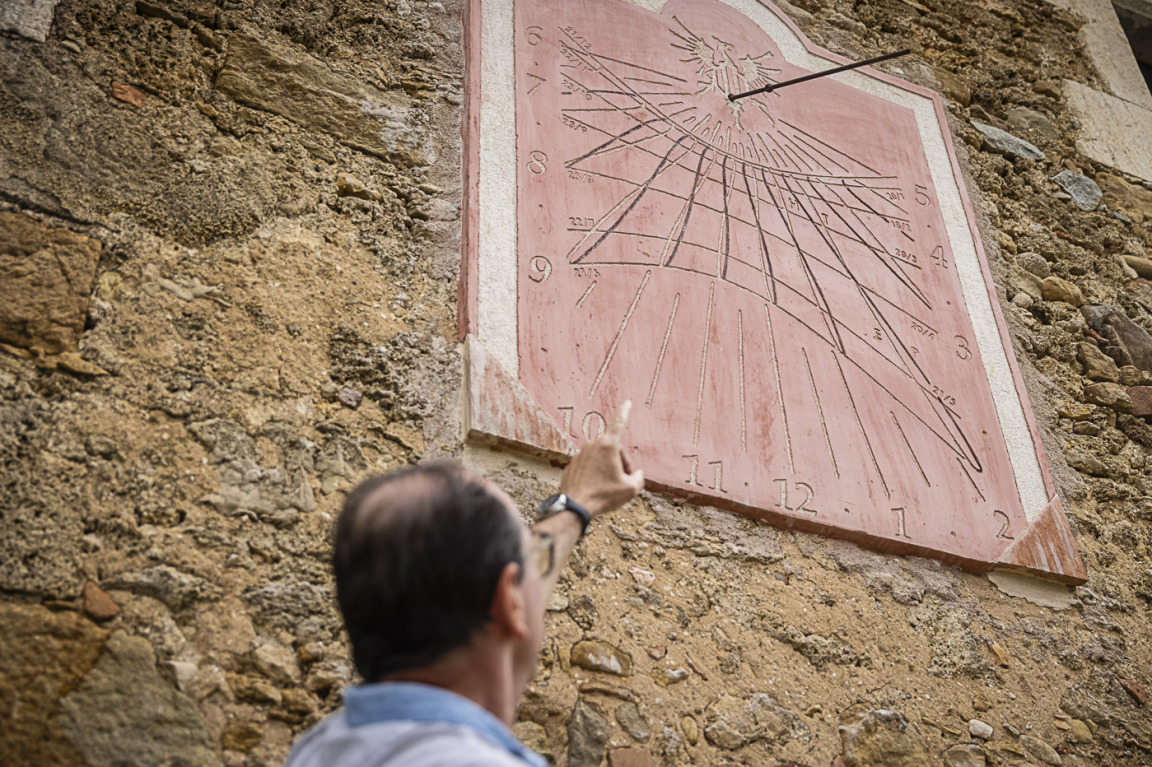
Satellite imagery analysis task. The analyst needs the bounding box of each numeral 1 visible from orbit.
[892,507,911,539]
[682,455,726,492]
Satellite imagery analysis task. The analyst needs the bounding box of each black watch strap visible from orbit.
[537,493,592,538]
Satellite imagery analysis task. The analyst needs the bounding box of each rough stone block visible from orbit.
[608,747,653,767]
[1099,172,1152,223]
[82,581,121,621]
[0,212,101,354]
[1064,79,1152,182]
[1129,385,1152,417]
[1041,275,1084,306]
[1083,381,1133,412]
[0,0,61,42]
[215,34,427,167]
[1052,0,1152,108]
[1078,341,1120,382]
[0,603,109,765]
[838,707,930,767]
[58,631,220,767]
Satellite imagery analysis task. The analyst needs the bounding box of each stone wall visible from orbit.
[1,0,1150,766]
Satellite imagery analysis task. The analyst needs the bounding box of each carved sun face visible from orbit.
[672,20,778,129]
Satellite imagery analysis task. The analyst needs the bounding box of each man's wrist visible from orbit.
[537,493,592,537]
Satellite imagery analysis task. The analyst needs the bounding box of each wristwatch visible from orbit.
[537,493,592,538]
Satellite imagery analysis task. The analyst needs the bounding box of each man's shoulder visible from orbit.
[283,710,531,767]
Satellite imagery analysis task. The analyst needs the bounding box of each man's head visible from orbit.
[334,461,540,682]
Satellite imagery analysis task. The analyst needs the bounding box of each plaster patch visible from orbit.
[988,570,1077,609]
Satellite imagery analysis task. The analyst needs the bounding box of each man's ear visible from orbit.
[489,561,530,639]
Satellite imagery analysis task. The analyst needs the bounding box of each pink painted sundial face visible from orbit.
[464,0,1080,577]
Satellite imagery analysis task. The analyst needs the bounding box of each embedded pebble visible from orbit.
[971,120,1045,160]
[969,719,993,739]
[1052,170,1102,211]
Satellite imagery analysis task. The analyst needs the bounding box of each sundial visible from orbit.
[460,0,1086,583]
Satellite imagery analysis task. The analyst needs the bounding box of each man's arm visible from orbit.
[532,401,644,599]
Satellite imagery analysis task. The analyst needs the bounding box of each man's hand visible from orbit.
[560,401,644,517]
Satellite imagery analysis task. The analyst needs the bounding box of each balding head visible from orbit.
[334,461,525,681]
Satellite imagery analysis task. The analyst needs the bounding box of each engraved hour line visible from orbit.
[758,133,799,172]
[815,181,928,305]
[692,282,715,447]
[843,183,916,244]
[821,183,920,281]
[557,40,696,127]
[779,118,882,176]
[777,134,814,172]
[560,111,692,149]
[803,346,839,478]
[567,255,965,466]
[831,346,890,498]
[764,303,795,473]
[793,171,916,259]
[840,179,911,226]
[575,280,597,307]
[558,34,689,84]
[563,224,982,470]
[562,99,894,194]
[549,39,988,472]
[573,165,909,291]
[781,171,924,384]
[957,456,986,502]
[569,133,700,264]
[829,190,926,287]
[647,292,680,406]
[558,42,893,188]
[588,269,651,398]
[779,128,836,176]
[739,161,778,303]
[569,239,935,380]
[837,340,982,468]
[784,128,849,176]
[563,113,684,168]
[623,75,690,87]
[738,309,746,453]
[570,144,892,242]
[568,213,916,313]
[717,155,736,278]
[765,167,846,353]
[779,139,814,174]
[800,188,932,388]
[891,411,930,487]
[662,140,719,268]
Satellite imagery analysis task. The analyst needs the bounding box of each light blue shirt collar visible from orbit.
[344,682,547,767]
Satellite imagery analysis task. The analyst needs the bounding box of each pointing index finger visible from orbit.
[605,400,632,439]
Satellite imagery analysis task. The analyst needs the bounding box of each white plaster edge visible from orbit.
[988,570,1077,609]
[478,0,519,378]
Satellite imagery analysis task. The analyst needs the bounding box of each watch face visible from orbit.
[540,493,565,514]
[466,0,1083,581]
